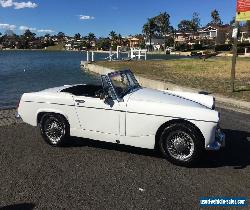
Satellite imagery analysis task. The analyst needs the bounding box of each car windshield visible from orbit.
[108,70,141,98]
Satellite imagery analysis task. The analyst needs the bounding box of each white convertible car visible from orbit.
[17,69,225,165]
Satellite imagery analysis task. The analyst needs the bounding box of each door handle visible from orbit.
[75,99,85,103]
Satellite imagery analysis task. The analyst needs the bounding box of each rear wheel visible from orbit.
[40,113,69,146]
[159,123,203,166]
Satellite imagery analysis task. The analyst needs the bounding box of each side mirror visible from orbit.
[104,96,114,107]
[99,92,106,100]
[100,88,112,100]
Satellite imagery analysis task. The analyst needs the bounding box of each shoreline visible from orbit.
[0,108,22,127]
[1,49,244,57]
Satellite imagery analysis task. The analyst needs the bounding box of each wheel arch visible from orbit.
[155,119,205,149]
[37,111,70,130]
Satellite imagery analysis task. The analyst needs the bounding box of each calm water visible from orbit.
[0,50,188,108]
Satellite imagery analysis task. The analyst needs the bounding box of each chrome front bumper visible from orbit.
[15,112,21,119]
[206,128,225,151]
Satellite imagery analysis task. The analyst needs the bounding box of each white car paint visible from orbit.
[17,73,223,151]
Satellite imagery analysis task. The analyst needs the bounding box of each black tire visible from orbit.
[158,123,204,166]
[40,113,69,146]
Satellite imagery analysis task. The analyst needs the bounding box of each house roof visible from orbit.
[128,37,140,41]
[199,24,232,32]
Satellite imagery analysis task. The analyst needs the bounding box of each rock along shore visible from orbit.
[0,108,23,127]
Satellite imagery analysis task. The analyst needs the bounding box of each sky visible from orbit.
[0,0,237,37]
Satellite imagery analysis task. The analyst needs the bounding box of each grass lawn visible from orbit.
[45,43,65,51]
[97,57,250,102]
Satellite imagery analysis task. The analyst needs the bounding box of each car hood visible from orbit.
[126,88,218,122]
[128,88,214,109]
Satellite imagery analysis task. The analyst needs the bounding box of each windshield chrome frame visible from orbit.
[101,74,124,102]
[104,69,140,102]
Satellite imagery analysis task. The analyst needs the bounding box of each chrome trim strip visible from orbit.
[24,100,217,123]
[24,101,75,107]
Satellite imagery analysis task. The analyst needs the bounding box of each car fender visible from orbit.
[36,108,70,126]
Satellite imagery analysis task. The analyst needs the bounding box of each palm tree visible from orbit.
[117,33,123,45]
[109,30,117,41]
[87,32,96,42]
[74,33,81,40]
[86,32,96,49]
[142,18,157,51]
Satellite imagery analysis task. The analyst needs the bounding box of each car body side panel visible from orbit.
[124,111,217,149]
[18,92,81,132]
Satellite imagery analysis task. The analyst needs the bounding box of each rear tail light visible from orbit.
[17,100,20,109]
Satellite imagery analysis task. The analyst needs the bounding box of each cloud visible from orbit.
[19,25,36,31]
[0,0,12,7]
[79,15,95,20]
[13,1,37,9]
[0,23,16,30]
[0,0,37,9]
[18,26,54,33]
[0,22,54,34]
[37,29,54,33]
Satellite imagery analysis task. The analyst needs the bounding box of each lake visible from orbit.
[0,50,188,108]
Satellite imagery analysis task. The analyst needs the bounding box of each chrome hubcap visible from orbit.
[166,131,194,161]
[44,118,64,144]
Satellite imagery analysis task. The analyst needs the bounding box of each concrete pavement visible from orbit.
[0,108,249,209]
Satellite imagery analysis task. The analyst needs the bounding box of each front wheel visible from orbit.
[40,114,69,146]
[159,123,203,166]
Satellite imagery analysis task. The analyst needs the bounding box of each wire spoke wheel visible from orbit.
[165,130,195,161]
[43,116,65,145]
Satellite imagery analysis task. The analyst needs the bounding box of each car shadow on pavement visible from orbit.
[0,203,35,210]
[198,129,250,169]
[64,129,250,169]
[63,137,162,158]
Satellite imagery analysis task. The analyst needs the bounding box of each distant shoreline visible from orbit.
[0,49,169,55]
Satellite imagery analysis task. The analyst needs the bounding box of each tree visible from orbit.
[57,32,65,41]
[190,12,201,32]
[96,37,111,51]
[153,12,171,50]
[87,32,96,42]
[178,12,200,33]
[142,18,157,51]
[210,9,222,26]
[74,33,81,40]
[109,30,117,40]
[23,29,36,40]
[85,32,96,49]
[230,16,236,26]
[18,29,37,49]
[246,20,250,36]
[117,33,123,45]
[178,20,193,32]
[44,33,50,38]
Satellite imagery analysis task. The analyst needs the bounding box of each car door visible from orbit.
[73,75,123,142]
[74,95,121,136]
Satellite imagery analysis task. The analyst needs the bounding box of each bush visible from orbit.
[238,43,250,47]
[191,44,203,50]
[215,44,232,51]
[175,43,190,51]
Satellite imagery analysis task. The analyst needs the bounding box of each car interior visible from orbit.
[61,85,103,98]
